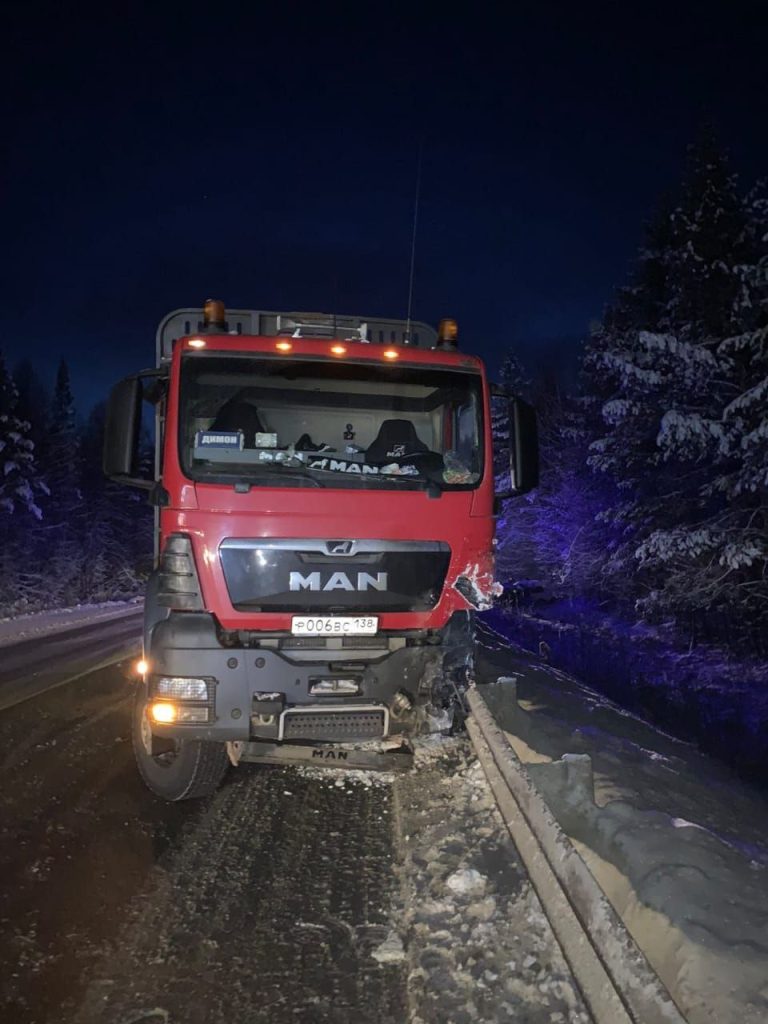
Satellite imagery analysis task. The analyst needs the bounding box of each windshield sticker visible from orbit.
[195,430,244,450]
[190,446,474,482]
[254,432,278,448]
[301,455,382,475]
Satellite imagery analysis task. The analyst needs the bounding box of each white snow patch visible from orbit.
[671,817,709,832]
[292,764,394,787]
[445,868,487,897]
[371,930,406,964]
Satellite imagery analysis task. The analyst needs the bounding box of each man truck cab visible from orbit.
[104,301,537,800]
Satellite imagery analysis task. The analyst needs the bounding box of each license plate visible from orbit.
[291,615,379,636]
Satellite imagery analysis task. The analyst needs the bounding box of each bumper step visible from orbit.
[236,738,413,772]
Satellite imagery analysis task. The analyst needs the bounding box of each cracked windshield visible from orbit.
[180,355,483,490]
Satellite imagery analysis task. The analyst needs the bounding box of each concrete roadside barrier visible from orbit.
[467,685,687,1024]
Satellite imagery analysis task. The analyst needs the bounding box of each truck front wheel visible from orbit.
[131,690,229,801]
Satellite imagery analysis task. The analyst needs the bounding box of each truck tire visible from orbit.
[131,689,229,801]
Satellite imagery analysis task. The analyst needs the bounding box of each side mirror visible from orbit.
[103,376,152,489]
[509,397,539,495]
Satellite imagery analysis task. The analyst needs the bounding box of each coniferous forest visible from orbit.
[493,137,767,660]
[0,356,151,616]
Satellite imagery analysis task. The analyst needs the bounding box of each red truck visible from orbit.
[104,301,537,799]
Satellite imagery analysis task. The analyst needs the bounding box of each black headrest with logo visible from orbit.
[366,419,429,462]
[210,399,265,446]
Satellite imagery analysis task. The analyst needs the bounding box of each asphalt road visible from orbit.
[0,608,143,712]
[0,617,589,1024]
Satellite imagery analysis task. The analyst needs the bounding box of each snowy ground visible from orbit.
[0,600,141,649]
[487,604,768,784]
[392,737,590,1024]
[476,619,768,1024]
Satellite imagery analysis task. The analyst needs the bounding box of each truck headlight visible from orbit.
[149,701,211,724]
[155,676,209,700]
[150,701,177,724]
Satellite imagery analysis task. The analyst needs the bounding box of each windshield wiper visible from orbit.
[227,463,326,489]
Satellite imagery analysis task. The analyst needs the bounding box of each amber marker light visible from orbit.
[188,338,206,349]
[330,344,347,356]
[383,348,399,360]
[136,658,149,676]
[203,298,226,327]
[150,702,177,724]
[275,341,293,352]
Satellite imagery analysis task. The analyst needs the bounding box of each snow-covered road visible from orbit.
[0,616,589,1024]
[0,603,142,712]
[0,601,143,649]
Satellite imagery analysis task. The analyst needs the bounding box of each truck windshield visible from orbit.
[179,354,484,491]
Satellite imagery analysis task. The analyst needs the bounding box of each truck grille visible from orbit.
[281,708,387,741]
[220,538,450,613]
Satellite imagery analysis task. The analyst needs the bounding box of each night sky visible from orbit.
[6,2,767,409]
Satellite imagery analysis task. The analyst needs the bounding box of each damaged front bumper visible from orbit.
[144,611,473,745]
[453,563,504,611]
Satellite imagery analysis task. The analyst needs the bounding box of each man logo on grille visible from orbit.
[289,571,388,592]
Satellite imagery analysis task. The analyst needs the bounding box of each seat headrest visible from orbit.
[210,399,265,446]
[366,419,429,462]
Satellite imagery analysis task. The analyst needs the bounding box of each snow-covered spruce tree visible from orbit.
[0,350,47,614]
[491,351,542,587]
[585,137,768,641]
[37,359,84,604]
[79,403,134,600]
[494,372,618,603]
[0,349,45,522]
[491,349,530,488]
[79,403,152,600]
[13,359,50,457]
[637,177,768,642]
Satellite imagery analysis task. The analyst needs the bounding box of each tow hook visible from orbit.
[390,689,415,720]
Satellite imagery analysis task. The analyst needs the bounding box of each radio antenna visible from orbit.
[405,141,423,344]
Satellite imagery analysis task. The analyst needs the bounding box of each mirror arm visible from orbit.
[493,493,512,516]
[109,475,154,491]
[137,368,168,405]
[109,477,169,507]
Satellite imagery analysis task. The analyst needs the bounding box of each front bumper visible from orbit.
[144,612,458,743]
